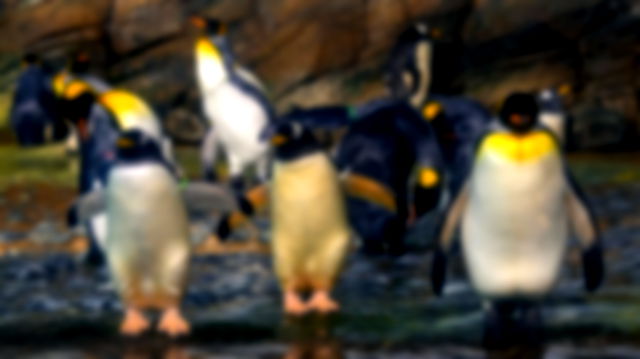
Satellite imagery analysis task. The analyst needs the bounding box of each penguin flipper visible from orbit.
[341,172,397,213]
[431,183,469,296]
[215,184,270,240]
[69,189,107,225]
[181,182,239,216]
[565,175,604,292]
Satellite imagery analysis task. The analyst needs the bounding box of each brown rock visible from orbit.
[108,0,185,54]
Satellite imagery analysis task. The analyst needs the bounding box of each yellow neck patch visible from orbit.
[196,37,223,62]
[98,90,154,129]
[63,80,92,100]
[52,72,70,97]
[478,131,557,163]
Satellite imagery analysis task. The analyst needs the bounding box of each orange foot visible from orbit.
[307,290,339,314]
[284,290,308,316]
[158,307,191,338]
[120,307,150,336]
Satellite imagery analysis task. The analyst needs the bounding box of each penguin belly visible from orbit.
[203,83,269,166]
[271,153,351,291]
[462,150,568,299]
[106,164,191,308]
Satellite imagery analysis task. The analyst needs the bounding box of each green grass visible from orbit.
[0,143,78,189]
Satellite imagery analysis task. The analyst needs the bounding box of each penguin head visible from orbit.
[387,21,439,102]
[538,88,564,113]
[59,79,96,122]
[261,121,319,161]
[499,93,539,134]
[21,53,40,67]
[69,51,91,74]
[115,130,163,162]
[190,16,227,37]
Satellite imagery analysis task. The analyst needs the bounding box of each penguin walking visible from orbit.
[191,16,274,190]
[431,93,604,347]
[71,130,237,337]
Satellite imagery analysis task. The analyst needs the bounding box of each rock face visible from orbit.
[0,0,638,147]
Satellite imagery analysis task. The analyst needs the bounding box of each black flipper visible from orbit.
[431,246,448,296]
[583,242,604,292]
[564,167,605,292]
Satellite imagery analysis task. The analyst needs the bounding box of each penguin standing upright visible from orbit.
[263,122,350,315]
[387,22,493,197]
[10,53,65,146]
[431,93,604,347]
[56,65,177,265]
[71,130,238,337]
[538,86,569,146]
[191,16,274,189]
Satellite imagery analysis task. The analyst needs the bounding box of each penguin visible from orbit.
[431,93,604,347]
[387,22,493,198]
[287,101,444,255]
[190,16,274,190]
[537,86,570,146]
[56,71,176,265]
[70,129,237,337]
[10,53,66,146]
[216,101,444,257]
[268,121,351,314]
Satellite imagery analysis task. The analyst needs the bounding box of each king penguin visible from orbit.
[229,121,351,315]
[538,85,570,146]
[191,16,274,190]
[387,21,493,198]
[431,93,604,347]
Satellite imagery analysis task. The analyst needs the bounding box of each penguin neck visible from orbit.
[195,36,233,92]
[409,40,433,109]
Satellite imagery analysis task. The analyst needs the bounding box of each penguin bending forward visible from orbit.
[431,93,604,347]
[71,130,237,337]
[191,16,274,190]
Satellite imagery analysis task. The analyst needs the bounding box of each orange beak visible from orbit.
[510,114,526,125]
[190,16,207,29]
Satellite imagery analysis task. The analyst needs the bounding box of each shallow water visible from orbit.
[0,153,639,357]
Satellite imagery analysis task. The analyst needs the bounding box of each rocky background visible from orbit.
[0,0,639,146]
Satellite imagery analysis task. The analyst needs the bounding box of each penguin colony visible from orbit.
[13,15,604,343]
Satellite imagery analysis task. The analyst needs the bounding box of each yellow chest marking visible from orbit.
[196,37,222,62]
[478,131,558,163]
[98,90,154,129]
[52,71,71,97]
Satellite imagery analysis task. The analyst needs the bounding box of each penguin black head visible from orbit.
[22,53,40,66]
[499,93,539,134]
[115,130,164,163]
[190,16,227,36]
[261,121,319,162]
[69,51,91,74]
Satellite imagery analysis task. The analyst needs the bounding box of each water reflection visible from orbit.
[280,314,344,359]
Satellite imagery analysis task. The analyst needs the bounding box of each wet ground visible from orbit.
[0,148,639,358]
